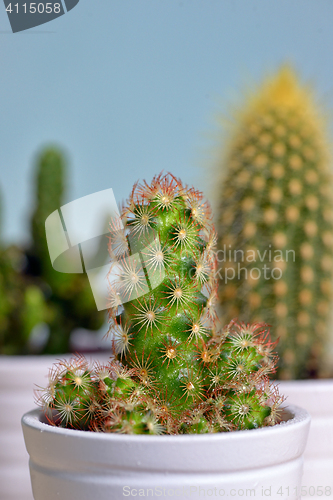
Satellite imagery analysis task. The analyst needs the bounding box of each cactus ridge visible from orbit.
[216,66,333,379]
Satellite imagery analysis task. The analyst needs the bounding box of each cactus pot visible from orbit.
[0,355,60,500]
[279,380,333,499]
[22,405,310,500]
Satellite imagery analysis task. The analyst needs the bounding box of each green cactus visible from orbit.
[0,244,48,354]
[31,147,66,281]
[0,148,68,354]
[0,147,105,354]
[0,183,3,245]
[36,173,284,434]
[215,66,333,380]
[107,172,219,415]
[28,147,104,354]
[20,285,48,343]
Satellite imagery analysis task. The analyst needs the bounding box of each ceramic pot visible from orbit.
[279,379,333,500]
[0,355,59,500]
[22,405,310,500]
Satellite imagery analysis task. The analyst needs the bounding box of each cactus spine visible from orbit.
[36,173,284,434]
[216,67,333,379]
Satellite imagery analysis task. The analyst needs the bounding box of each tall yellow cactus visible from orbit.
[216,66,333,379]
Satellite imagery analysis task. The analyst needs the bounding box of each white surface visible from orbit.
[279,379,333,500]
[22,406,310,500]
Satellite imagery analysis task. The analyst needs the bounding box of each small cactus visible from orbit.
[108,172,218,415]
[215,66,333,379]
[36,173,284,434]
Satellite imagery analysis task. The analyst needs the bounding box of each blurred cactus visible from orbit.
[26,147,104,353]
[216,66,333,379]
[0,183,46,354]
[0,244,48,354]
[0,147,105,355]
[36,174,284,434]
[30,148,66,281]
[108,172,219,416]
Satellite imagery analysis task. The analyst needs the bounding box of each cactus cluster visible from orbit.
[0,147,104,355]
[36,173,284,434]
[216,67,333,379]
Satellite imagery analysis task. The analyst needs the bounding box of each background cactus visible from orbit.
[36,173,284,434]
[0,180,48,354]
[0,147,105,354]
[26,147,105,354]
[30,148,66,282]
[108,172,218,416]
[215,66,333,380]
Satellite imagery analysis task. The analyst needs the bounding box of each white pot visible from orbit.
[0,353,111,500]
[22,405,310,500]
[0,355,60,500]
[279,380,333,500]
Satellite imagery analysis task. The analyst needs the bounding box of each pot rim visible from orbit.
[22,404,310,443]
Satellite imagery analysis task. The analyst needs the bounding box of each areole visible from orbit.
[22,405,310,500]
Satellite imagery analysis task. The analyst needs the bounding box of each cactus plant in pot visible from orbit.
[22,173,310,500]
[215,66,333,497]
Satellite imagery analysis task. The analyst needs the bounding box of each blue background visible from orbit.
[0,0,333,244]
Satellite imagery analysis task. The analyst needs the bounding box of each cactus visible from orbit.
[30,148,66,280]
[0,235,49,354]
[0,148,104,354]
[0,250,11,351]
[27,147,104,353]
[215,66,333,379]
[36,173,284,434]
[0,244,48,354]
[0,185,12,350]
